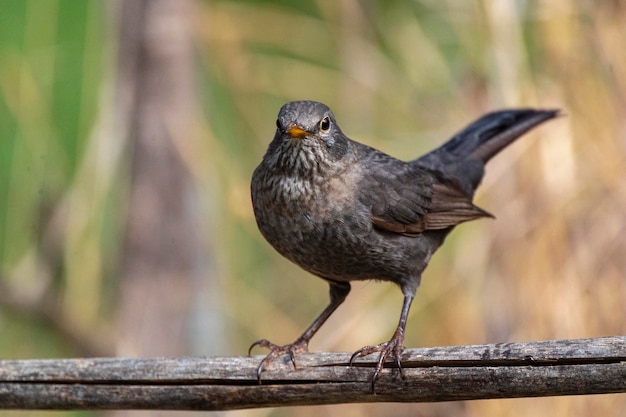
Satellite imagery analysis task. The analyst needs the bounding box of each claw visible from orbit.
[248,338,309,383]
[248,339,278,356]
[349,328,405,393]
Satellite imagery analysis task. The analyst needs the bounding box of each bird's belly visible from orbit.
[254,198,437,285]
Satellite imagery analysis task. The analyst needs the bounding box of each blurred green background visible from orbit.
[1,0,625,416]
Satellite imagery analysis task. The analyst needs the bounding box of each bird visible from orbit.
[249,100,558,389]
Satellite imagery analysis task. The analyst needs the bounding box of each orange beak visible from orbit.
[286,125,309,138]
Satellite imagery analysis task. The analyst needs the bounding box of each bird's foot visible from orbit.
[248,338,309,382]
[349,328,405,392]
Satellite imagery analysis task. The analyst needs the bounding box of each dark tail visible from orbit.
[415,109,560,194]
[419,109,560,165]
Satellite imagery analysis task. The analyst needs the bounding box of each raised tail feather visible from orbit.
[415,109,560,195]
[419,109,560,165]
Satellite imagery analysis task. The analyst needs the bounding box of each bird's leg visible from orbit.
[350,294,414,392]
[249,280,350,382]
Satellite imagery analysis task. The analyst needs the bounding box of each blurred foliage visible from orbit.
[1,0,626,416]
[0,2,106,416]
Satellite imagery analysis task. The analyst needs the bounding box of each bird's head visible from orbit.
[266,101,349,173]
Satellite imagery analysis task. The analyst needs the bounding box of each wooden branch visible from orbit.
[1,336,624,410]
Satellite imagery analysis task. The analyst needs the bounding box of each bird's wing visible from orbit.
[362,163,492,237]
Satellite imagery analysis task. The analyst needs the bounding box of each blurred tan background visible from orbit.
[0,0,625,416]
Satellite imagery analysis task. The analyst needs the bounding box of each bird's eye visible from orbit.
[276,118,281,130]
[319,116,331,133]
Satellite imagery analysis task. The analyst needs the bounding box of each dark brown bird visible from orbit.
[250,100,558,387]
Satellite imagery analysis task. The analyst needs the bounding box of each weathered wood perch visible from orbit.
[0,336,624,410]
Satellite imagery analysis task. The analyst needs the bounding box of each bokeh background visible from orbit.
[1,0,625,416]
